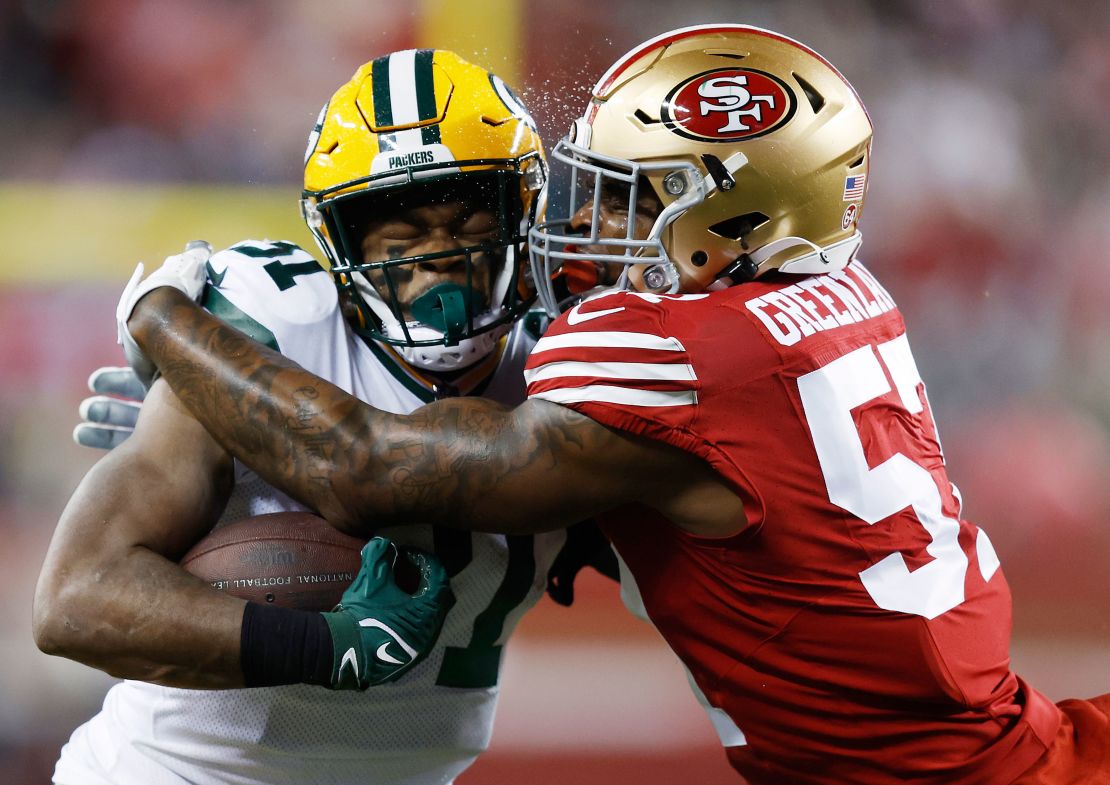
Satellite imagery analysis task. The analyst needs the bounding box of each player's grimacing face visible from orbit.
[570,178,663,244]
[359,200,498,319]
[568,177,664,285]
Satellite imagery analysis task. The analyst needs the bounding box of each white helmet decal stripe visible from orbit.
[386,50,424,150]
[388,49,420,125]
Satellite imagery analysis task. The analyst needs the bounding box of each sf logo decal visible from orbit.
[662,68,796,142]
[698,75,776,132]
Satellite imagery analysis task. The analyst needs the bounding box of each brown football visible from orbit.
[181,511,367,611]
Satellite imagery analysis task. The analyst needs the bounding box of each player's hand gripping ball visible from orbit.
[323,537,455,690]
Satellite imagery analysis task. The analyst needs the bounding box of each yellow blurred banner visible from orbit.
[0,2,523,284]
[0,183,315,284]
[417,0,521,87]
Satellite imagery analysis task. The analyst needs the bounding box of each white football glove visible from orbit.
[116,240,212,387]
[73,367,146,451]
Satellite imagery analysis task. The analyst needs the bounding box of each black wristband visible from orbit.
[240,602,333,688]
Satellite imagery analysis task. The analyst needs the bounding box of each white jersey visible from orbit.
[55,241,566,785]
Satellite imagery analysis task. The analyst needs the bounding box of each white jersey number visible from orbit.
[797,334,999,619]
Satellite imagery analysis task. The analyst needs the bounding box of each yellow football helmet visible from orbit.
[302,49,546,370]
[529,24,873,315]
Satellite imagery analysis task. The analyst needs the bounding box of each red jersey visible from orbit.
[523,262,1061,785]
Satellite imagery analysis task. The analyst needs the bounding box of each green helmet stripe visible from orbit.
[420,125,441,145]
[414,49,437,120]
[414,49,442,145]
[371,54,398,151]
[371,55,393,128]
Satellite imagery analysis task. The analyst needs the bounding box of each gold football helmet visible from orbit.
[529,24,873,315]
[302,49,546,370]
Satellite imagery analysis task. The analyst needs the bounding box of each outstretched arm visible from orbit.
[128,288,743,537]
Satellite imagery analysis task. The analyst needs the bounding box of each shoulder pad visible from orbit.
[212,240,321,277]
[201,240,340,354]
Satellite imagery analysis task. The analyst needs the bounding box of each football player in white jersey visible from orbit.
[34,50,606,785]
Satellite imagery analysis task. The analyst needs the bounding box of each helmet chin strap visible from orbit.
[751,231,863,276]
[396,327,505,372]
[351,272,508,372]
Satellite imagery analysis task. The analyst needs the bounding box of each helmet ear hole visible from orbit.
[709,212,771,241]
[691,251,709,267]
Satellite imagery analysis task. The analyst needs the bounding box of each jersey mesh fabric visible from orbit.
[54,242,564,785]
[524,263,1061,785]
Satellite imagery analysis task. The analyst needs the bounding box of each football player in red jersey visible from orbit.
[115,24,1110,785]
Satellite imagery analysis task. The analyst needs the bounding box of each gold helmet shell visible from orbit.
[302,49,547,370]
[529,24,872,314]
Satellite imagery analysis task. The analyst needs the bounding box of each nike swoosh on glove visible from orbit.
[323,537,455,690]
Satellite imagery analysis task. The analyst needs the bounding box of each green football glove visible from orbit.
[323,537,454,690]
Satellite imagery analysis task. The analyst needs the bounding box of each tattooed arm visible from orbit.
[128,287,743,537]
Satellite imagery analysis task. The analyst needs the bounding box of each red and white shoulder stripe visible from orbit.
[524,295,701,409]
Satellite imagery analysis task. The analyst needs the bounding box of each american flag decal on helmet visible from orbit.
[842,174,866,201]
[525,329,699,408]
